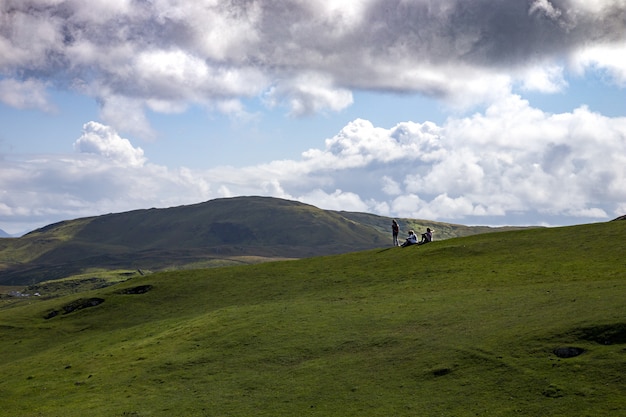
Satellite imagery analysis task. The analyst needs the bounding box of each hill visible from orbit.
[0,220,624,416]
[0,197,386,285]
[0,196,523,286]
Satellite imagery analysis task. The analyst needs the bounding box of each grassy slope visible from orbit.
[0,221,624,416]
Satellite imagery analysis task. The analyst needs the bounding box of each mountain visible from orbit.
[0,197,388,285]
[0,228,11,238]
[0,196,529,286]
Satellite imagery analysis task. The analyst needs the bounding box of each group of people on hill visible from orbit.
[392,219,432,248]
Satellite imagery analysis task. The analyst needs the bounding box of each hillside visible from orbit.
[0,221,624,416]
[0,196,523,286]
[0,197,387,285]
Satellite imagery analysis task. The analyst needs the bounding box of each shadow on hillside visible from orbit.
[377,245,421,253]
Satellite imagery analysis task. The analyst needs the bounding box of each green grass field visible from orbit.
[0,221,624,416]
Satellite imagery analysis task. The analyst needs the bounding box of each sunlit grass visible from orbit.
[0,221,624,416]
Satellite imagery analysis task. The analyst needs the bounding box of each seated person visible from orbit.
[401,230,418,247]
[418,228,433,245]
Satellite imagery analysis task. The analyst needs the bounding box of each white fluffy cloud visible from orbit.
[1,94,624,233]
[1,0,625,136]
[572,43,626,87]
[74,122,146,167]
[183,96,626,223]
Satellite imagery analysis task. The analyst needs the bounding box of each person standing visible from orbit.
[392,219,399,246]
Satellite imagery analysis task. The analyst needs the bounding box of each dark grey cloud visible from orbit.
[1,0,625,128]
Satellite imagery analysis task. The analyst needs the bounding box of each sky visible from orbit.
[1,0,625,235]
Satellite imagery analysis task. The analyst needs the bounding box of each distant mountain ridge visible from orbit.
[0,196,529,286]
[0,229,10,238]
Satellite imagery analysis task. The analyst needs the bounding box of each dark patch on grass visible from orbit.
[117,285,153,294]
[44,297,105,319]
[62,298,105,314]
[432,367,453,377]
[43,310,59,319]
[576,323,626,345]
[542,384,564,398]
[553,347,585,358]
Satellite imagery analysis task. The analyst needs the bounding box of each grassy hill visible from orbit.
[0,220,624,416]
[0,196,526,286]
[0,197,389,285]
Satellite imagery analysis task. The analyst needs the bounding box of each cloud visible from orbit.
[296,189,370,213]
[382,176,402,196]
[1,0,625,136]
[1,1,625,233]
[74,122,146,167]
[529,0,561,18]
[0,78,54,111]
[0,155,211,234]
[3,94,624,233]
[572,42,626,87]
[518,65,568,93]
[209,95,626,224]
[264,73,354,116]
[96,94,156,140]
